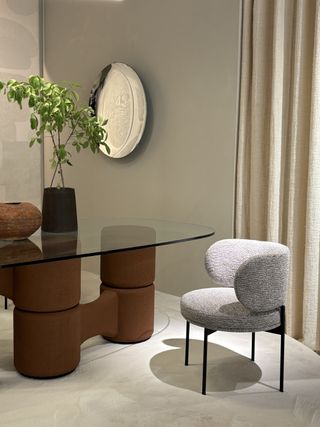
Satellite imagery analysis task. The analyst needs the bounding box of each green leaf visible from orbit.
[7,90,14,101]
[29,137,36,147]
[28,75,41,89]
[30,113,38,130]
[101,141,110,154]
[28,95,35,107]
[58,146,66,160]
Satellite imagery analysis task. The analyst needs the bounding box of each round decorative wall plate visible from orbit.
[89,63,147,158]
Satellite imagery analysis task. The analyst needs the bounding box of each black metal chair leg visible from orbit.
[251,332,255,361]
[185,321,190,366]
[4,297,8,310]
[202,329,209,395]
[280,305,285,392]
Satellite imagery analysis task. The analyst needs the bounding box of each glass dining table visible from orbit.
[0,218,214,379]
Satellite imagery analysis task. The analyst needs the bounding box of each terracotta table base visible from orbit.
[0,247,156,378]
[0,259,119,378]
[100,247,156,343]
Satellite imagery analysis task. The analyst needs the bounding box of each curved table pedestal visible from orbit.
[0,247,156,378]
[100,247,155,343]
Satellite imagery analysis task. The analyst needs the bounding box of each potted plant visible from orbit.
[0,75,109,232]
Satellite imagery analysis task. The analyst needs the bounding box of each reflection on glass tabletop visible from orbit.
[0,218,215,268]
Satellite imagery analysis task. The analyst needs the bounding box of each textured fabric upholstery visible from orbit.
[205,239,289,288]
[180,288,281,332]
[181,239,290,333]
[235,252,289,312]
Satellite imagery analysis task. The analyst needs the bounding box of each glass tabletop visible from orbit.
[0,218,215,268]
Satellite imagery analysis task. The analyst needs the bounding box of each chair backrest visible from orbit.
[205,239,290,312]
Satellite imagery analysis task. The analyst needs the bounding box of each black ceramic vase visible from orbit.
[41,187,78,233]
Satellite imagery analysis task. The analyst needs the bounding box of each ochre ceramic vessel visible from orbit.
[0,202,42,240]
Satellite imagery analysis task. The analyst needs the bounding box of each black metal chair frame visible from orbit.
[184,305,286,395]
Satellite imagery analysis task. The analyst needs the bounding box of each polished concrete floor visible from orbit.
[1,272,320,427]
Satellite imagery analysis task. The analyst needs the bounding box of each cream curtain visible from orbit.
[235,0,320,350]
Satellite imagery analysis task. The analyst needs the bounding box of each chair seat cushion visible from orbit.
[180,288,281,332]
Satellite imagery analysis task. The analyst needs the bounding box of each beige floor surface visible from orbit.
[1,272,320,427]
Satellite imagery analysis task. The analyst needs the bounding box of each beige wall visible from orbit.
[0,0,42,208]
[44,0,241,295]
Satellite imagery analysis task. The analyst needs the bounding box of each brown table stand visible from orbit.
[0,246,155,378]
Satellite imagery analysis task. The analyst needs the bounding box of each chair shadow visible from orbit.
[149,338,262,393]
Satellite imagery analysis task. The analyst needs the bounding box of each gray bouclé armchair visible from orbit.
[180,239,290,395]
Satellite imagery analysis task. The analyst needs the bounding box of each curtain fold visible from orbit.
[235,0,320,350]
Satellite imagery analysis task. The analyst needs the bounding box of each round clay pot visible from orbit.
[0,202,42,240]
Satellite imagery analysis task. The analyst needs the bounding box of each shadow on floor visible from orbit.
[149,338,262,393]
[0,339,15,372]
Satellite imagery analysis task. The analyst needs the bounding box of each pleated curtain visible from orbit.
[235,0,320,350]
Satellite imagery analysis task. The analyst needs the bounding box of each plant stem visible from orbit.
[50,130,58,153]
[49,130,65,189]
[49,131,60,188]
[57,130,65,188]
[50,163,59,187]
[64,116,80,148]
[59,162,65,188]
